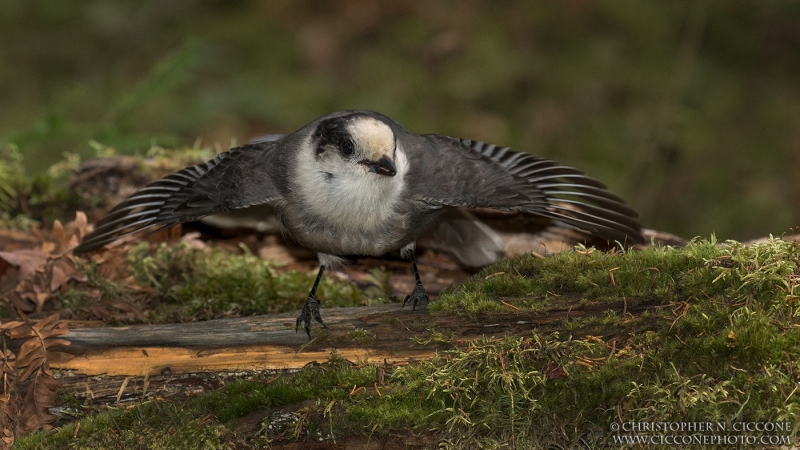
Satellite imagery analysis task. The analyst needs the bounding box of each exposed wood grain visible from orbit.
[53,299,664,376]
[55,303,436,376]
[57,345,436,377]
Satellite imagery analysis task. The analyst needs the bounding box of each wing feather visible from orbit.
[73,142,284,254]
[408,135,644,244]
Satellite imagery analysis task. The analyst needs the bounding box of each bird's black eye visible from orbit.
[340,140,354,156]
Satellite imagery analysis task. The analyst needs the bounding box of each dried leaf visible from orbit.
[0,400,17,450]
[1,429,13,449]
[0,334,20,449]
[49,257,87,292]
[543,361,567,380]
[31,314,59,333]
[74,211,88,240]
[44,351,73,365]
[0,321,22,331]
[43,339,71,349]
[52,220,67,251]
[0,250,47,283]
[19,289,49,312]
[3,314,70,380]
[2,240,90,311]
[85,303,113,323]
[181,232,208,251]
[0,228,39,252]
[19,373,59,433]
[39,242,56,255]
[0,259,9,279]
[48,264,68,293]
[0,349,16,373]
[1,313,70,438]
[93,247,132,281]
[87,300,145,323]
[2,290,34,313]
[16,340,45,368]
[0,350,18,389]
[0,321,32,339]
[17,360,43,385]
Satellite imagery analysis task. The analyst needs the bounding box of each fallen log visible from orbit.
[56,304,421,376]
[54,298,664,377]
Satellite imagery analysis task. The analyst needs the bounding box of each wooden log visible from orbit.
[54,299,663,376]
[56,304,433,376]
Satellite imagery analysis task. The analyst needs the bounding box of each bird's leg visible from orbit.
[402,249,429,309]
[296,265,328,338]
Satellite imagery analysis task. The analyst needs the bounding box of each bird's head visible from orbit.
[310,113,398,179]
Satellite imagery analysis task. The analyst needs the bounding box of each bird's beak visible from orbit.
[359,155,397,177]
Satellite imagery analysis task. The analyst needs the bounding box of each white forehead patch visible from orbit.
[348,117,394,159]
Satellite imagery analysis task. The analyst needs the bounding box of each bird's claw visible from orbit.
[403,282,429,309]
[296,295,327,338]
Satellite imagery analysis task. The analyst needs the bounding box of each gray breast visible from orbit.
[281,195,443,256]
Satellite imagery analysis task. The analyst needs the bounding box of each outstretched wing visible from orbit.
[73,142,285,254]
[406,135,644,245]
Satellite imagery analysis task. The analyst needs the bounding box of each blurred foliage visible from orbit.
[1,0,800,239]
[0,144,73,228]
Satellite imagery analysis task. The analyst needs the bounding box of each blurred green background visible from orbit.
[1,0,799,240]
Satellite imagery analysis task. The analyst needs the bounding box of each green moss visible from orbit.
[346,328,377,346]
[21,238,800,448]
[398,237,799,446]
[126,241,370,322]
[19,354,384,449]
[0,143,82,227]
[20,402,233,450]
[0,211,40,231]
[68,236,380,324]
[410,328,455,347]
[57,289,94,314]
[430,237,788,318]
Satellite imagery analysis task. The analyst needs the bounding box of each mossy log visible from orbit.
[54,299,662,376]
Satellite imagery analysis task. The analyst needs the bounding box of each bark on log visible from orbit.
[54,299,662,376]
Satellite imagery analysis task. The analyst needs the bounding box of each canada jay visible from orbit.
[73,110,643,337]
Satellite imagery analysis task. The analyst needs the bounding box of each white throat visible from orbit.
[293,141,410,233]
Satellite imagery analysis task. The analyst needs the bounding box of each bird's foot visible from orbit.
[403,282,429,310]
[296,295,327,338]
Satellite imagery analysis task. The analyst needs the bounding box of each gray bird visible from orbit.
[73,110,643,336]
